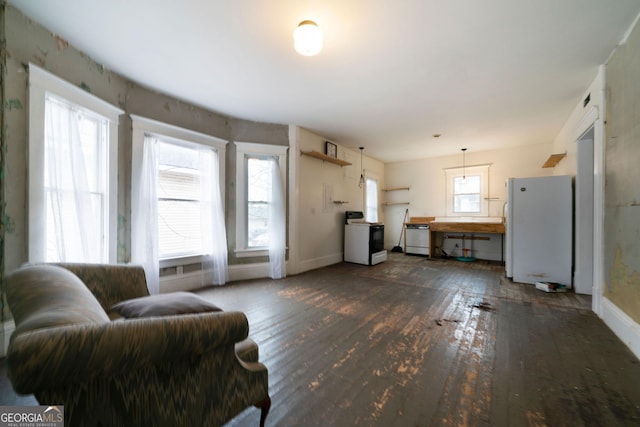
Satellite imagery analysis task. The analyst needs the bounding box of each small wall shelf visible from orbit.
[542,153,567,168]
[301,150,352,166]
[333,200,349,204]
[383,187,410,206]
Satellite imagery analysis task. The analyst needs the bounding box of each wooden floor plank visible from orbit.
[217,254,640,426]
[2,254,639,426]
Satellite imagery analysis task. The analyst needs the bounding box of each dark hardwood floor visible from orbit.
[2,253,640,426]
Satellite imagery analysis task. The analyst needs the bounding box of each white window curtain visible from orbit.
[44,95,100,262]
[132,136,160,295]
[200,146,229,285]
[269,159,286,279]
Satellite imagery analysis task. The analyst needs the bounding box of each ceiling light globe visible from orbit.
[294,20,322,56]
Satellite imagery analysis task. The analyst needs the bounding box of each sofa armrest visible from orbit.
[8,311,249,394]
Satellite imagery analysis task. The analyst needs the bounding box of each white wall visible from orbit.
[551,69,604,177]
[384,143,555,260]
[289,126,385,273]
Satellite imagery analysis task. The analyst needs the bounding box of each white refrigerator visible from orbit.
[505,175,573,286]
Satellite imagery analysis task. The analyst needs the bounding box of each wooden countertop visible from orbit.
[408,216,435,224]
[428,221,505,234]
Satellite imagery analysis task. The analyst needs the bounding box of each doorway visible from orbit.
[575,126,594,295]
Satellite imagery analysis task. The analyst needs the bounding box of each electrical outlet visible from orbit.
[455,243,459,248]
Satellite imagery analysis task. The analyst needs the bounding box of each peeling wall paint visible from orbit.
[0,2,6,321]
[117,214,128,262]
[54,34,68,50]
[604,18,640,324]
[2,214,13,233]
[3,98,21,110]
[607,246,640,322]
[1,4,289,306]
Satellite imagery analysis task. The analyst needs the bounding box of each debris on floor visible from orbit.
[535,281,568,293]
[435,318,460,326]
[471,301,494,312]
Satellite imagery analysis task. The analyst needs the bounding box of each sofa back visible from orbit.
[54,263,150,313]
[6,265,110,337]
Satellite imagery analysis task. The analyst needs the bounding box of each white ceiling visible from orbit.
[8,0,640,162]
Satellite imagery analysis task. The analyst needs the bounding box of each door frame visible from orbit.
[575,104,604,314]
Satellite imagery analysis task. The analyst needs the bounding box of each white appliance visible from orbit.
[506,176,573,286]
[344,211,387,266]
[405,224,430,256]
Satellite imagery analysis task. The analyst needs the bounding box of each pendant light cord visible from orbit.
[462,148,467,180]
[359,147,365,188]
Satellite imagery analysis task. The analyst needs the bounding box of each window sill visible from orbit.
[159,254,204,268]
[234,248,269,258]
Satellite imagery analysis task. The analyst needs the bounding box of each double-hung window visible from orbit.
[28,64,122,263]
[131,116,228,291]
[246,156,275,248]
[156,140,209,259]
[445,164,490,216]
[131,116,227,264]
[235,142,287,257]
[365,177,379,223]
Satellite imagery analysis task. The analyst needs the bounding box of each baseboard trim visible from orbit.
[601,297,640,360]
[1,320,16,357]
[297,253,343,274]
[229,262,271,282]
[161,254,343,291]
[159,271,205,293]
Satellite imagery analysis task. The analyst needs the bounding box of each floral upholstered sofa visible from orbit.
[5,263,270,427]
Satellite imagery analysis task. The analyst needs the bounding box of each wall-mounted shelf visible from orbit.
[383,187,410,206]
[301,150,352,166]
[542,153,567,168]
[333,200,349,204]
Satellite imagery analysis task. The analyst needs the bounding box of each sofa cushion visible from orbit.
[7,264,110,335]
[111,292,222,318]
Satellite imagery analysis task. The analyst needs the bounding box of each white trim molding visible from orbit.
[28,64,123,263]
[602,297,640,360]
[297,253,344,274]
[234,141,288,256]
[159,270,205,293]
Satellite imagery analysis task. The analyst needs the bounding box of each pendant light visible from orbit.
[359,147,365,188]
[294,20,323,56]
[461,148,467,183]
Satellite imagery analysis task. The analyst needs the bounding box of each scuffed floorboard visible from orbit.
[204,254,639,426]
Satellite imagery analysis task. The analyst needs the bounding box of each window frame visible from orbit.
[235,141,288,258]
[444,164,490,217]
[365,174,380,223]
[28,63,123,263]
[131,115,227,268]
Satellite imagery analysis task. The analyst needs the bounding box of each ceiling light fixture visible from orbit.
[294,20,322,56]
[359,147,365,188]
